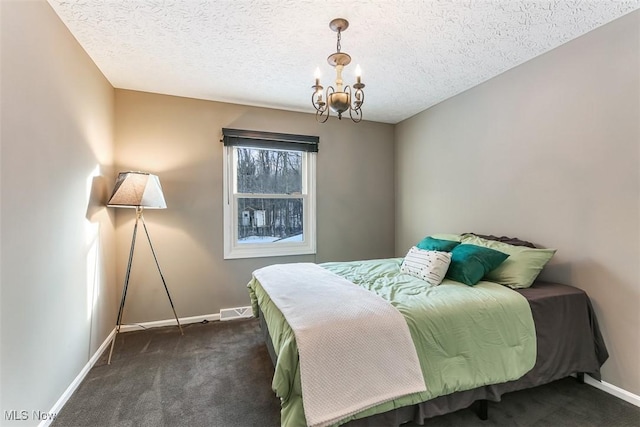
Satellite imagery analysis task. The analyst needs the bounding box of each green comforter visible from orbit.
[248,258,536,426]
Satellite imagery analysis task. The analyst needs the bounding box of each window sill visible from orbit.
[223,245,316,260]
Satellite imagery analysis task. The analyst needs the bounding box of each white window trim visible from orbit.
[223,145,316,259]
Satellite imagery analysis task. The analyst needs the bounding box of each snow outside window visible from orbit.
[223,143,316,259]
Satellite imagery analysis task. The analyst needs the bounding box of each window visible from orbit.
[222,128,318,259]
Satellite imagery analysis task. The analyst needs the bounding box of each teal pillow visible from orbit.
[430,233,461,242]
[416,236,460,252]
[446,244,509,286]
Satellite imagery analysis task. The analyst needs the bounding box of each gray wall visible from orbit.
[1,1,116,423]
[113,89,395,322]
[395,12,639,395]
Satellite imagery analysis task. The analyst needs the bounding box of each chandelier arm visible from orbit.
[312,87,331,123]
[339,86,362,123]
[349,107,363,123]
[325,85,336,111]
[316,108,330,123]
[344,84,353,106]
[311,91,326,114]
[352,88,365,111]
[325,85,343,119]
[344,85,360,113]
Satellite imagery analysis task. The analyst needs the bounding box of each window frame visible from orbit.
[222,129,317,260]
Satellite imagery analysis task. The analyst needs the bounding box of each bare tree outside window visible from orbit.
[223,128,317,259]
[235,148,304,243]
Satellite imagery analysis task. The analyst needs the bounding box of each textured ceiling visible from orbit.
[48,1,639,124]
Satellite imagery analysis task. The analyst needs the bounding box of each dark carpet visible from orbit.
[54,319,639,427]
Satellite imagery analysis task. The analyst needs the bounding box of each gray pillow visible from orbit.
[462,233,536,248]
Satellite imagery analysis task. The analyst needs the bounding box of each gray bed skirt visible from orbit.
[258,281,609,426]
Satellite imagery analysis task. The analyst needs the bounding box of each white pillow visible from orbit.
[400,246,452,286]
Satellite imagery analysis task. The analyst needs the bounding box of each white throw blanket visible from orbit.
[253,263,427,427]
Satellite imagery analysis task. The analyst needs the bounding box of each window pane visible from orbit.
[236,148,302,194]
[237,198,304,244]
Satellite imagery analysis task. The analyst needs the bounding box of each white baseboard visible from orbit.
[119,313,221,332]
[39,312,221,427]
[43,313,638,427]
[38,328,116,427]
[585,375,640,408]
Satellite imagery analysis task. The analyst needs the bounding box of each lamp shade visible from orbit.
[107,171,167,209]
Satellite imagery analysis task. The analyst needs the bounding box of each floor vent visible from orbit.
[220,306,252,321]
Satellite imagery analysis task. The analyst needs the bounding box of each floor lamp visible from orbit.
[106,171,183,365]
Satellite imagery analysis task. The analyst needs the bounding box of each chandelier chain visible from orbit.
[336,29,341,53]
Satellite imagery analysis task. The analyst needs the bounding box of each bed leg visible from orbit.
[576,372,585,384]
[475,399,488,421]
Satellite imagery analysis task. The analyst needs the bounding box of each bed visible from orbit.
[248,235,608,427]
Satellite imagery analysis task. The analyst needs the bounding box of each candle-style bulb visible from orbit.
[355,64,362,84]
[314,67,321,80]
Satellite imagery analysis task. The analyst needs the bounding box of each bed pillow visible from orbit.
[429,233,462,242]
[462,232,536,248]
[461,234,556,288]
[446,244,510,286]
[416,236,460,252]
[401,247,452,286]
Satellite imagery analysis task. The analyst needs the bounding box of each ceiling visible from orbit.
[48,1,639,124]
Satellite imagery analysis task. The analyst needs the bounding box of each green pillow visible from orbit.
[446,244,510,286]
[416,236,460,252]
[460,235,556,289]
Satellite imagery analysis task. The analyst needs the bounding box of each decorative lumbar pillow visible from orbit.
[401,247,452,286]
[416,236,460,252]
[460,234,556,289]
[446,244,510,286]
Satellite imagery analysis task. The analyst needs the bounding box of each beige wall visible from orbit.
[0,0,116,423]
[113,90,395,322]
[3,0,637,418]
[395,12,640,395]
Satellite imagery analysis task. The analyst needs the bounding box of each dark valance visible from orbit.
[222,128,319,153]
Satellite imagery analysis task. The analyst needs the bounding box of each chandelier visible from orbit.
[311,18,365,123]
